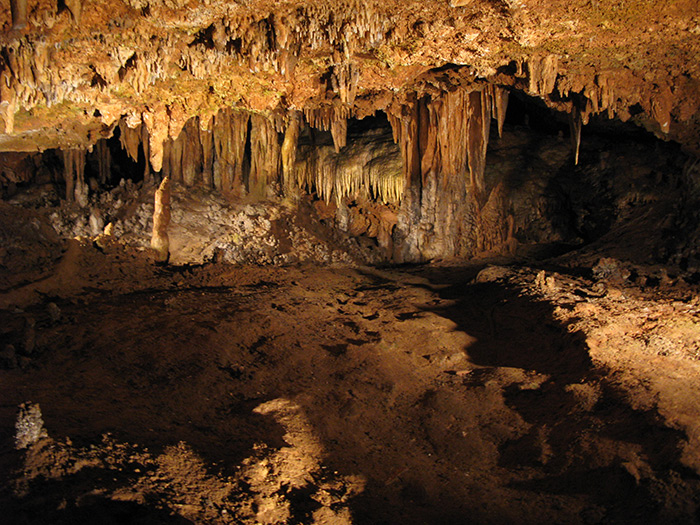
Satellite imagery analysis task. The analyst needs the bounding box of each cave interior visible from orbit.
[1,1,700,524]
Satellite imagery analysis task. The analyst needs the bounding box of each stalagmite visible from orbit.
[0,98,15,135]
[151,177,171,264]
[9,0,27,30]
[475,181,508,253]
[651,86,673,134]
[569,108,583,165]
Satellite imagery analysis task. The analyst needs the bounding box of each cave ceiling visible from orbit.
[0,0,699,163]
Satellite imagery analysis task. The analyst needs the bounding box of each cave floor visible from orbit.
[1,246,700,524]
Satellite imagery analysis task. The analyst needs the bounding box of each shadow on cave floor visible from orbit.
[3,479,194,525]
[0,263,698,524]
[382,264,696,524]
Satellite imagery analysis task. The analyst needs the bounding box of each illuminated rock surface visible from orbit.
[1,1,700,523]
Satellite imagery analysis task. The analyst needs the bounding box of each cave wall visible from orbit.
[4,81,697,269]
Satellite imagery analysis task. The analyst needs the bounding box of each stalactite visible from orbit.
[200,121,214,189]
[304,104,353,153]
[118,119,141,163]
[389,86,498,200]
[281,111,301,193]
[63,151,74,203]
[64,0,82,25]
[249,113,281,197]
[437,89,470,185]
[63,149,88,207]
[466,89,491,201]
[528,54,559,96]
[96,140,111,185]
[212,109,249,195]
[161,139,172,180]
[569,108,583,165]
[330,118,347,153]
[169,133,183,184]
[141,123,152,185]
[492,86,509,139]
[332,62,359,106]
[386,85,518,261]
[293,133,403,206]
[363,150,405,204]
[151,177,170,264]
[9,0,27,30]
[142,106,169,173]
[419,95,440,182]
[170,118,203,187]
[387,96,421,189]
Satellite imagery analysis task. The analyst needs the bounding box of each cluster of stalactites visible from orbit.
[63,149,88,207]
[387,84,509,203]
[293,130,404,206]
[64,105,405,208]
[179,5,389,79]
[106,85,510,207]
[114,109,282,198]
[304,103,354,153]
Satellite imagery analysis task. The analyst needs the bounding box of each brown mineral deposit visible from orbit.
[151,177,171,264]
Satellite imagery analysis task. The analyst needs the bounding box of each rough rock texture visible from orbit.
[0,0,697,154]
[4,101,699,268]
[1,255,700,524]
[0,0,698,265]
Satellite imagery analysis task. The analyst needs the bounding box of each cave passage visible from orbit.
[1,81,700,525]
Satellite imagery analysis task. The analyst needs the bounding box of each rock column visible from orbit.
[151,177,171,264]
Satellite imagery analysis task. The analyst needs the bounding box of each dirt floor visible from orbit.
[1,232,700,524]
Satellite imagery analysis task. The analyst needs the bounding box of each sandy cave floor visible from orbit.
[1,243,700,524]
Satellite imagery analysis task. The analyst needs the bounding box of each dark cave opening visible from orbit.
[95,127,147,187]
[347,111,393,136]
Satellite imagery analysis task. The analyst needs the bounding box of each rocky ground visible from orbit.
[1,209,699,523]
